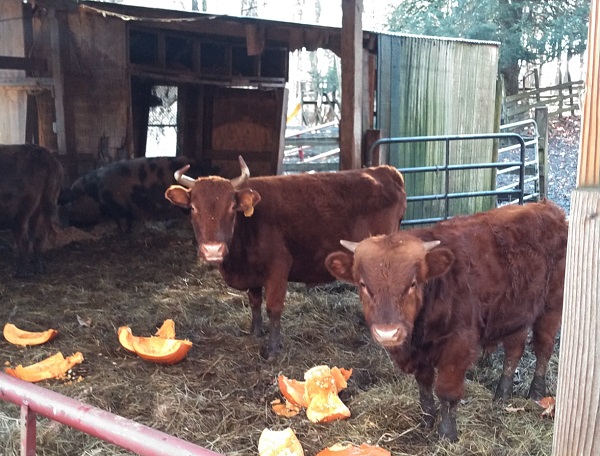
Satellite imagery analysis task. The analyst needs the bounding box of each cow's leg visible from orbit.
[414,365,437,428]
[30,212,48,274]
[494,328,528,401]
[12,219,33,278]
[247,287,264,337]
[263,260,292,360]
[434,338,477,441]
[529,306,562,401]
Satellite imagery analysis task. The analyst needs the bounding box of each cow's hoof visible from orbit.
[493,374,513,402]
[259,345,281,362]
[438,421,458,442]
[528,375,546,401]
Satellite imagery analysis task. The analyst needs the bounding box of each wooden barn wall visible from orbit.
[64,12,129,170]
[377,35,499,221]
[0,1,27,144]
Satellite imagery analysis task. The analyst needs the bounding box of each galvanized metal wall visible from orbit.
[377,34,500,221]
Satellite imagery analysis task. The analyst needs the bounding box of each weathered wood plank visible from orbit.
[0,56,47,71]
[553,0,600,453]
[339,0,362,170]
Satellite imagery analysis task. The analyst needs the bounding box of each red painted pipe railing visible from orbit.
[0,373,222,456]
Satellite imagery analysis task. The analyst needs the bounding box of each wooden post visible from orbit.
[49,9,67,155]
[535,107,549,199]
[552,0,600,454]
[340,0,363,170]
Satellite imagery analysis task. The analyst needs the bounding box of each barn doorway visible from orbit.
[145,85,178,157]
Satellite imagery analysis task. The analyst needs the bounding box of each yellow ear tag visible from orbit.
[244,206,254,217]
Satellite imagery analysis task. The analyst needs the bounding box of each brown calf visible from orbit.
[165,156,407,359]
[0,144,64,277]
[325,201,567,440]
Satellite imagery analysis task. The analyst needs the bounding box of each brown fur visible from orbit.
[0,144,64,277]
[325,200,567,440]
[166,164,407,359]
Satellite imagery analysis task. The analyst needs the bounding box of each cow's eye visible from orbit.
[359,280,371,297]
[410,280,417,288]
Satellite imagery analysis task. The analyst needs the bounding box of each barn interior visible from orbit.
[0,0,368,183]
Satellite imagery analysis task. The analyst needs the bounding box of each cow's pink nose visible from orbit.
[199,243,227,263]
[371,324,407,347]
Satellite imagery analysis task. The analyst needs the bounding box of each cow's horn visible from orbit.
[340,240,359,252]
[423,240,441,251]
[231,156,250,188]
[174,165,197,189]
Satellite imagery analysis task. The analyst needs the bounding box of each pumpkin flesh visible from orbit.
[4,352,84,383]
[155,319,176,339]
[315,443,391,456]
[258,427,304,456]
[304,365,351,424]
[3,323,58,346]
[130,336,192,364]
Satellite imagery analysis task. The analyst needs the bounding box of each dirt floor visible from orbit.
[0,220,557,456]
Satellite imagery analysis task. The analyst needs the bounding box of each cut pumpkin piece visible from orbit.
[154,319,176,339]
[271,399,301,418]
[331,367,352,391]
[117,326,135,353]
[278,374,308,408]
[130,336,192,365]
[316,443,391,456]
[3,323,58,346]
[4,352,84,383]
[258,427,304,456]
[304,365,351,423]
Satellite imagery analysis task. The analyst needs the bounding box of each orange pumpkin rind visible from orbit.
[304,365,351,423]
[315,443,391,456]
[118,322,192,364]
[130,336,192,365]
[278,374,309,408]
[4,351,84,383]
[155,319,176,339]
[3,323,58,346]
[118,326,136,353]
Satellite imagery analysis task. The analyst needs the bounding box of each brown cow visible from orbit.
[165,156,407,359]
[0,144,64,277]
[324,201,567,441]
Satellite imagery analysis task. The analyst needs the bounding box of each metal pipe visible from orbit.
[0,373,222,456]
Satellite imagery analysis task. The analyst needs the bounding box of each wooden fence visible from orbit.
[503,80,584,124]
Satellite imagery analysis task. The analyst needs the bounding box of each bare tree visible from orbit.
[241,0,258,16]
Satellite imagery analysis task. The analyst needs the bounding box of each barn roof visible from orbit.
[75,0,346,53]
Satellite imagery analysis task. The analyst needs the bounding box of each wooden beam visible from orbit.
[0,56,47,72]
[245,24,265,56]
[49,9,67,155]
[535,107,549,199]
[339,0,363,170]
[552,0,600,454]
[0,77,54,90]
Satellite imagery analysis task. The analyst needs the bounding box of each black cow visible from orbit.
[61,156,215,231]
[0,144,64,277]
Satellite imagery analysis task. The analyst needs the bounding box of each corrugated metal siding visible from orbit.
[377,34,500,221]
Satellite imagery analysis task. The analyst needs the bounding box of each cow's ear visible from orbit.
[425,248,454,280]
[165,185,191,208]
[235,189,261,217]
[325,251,355,283]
